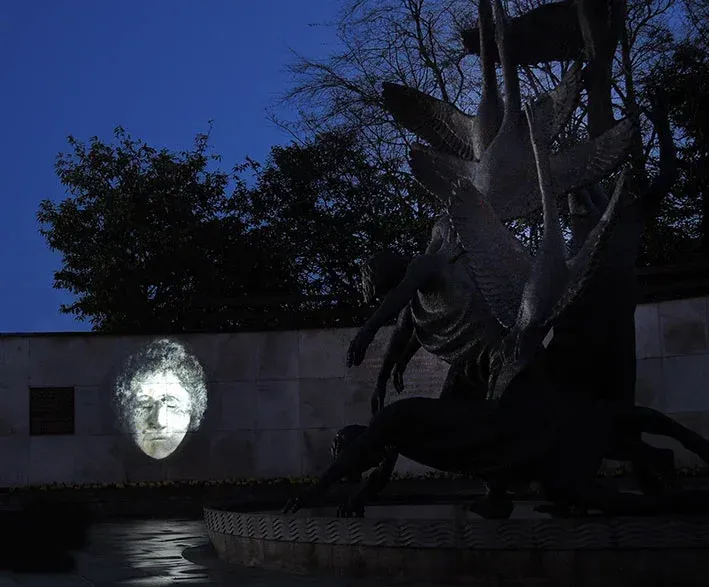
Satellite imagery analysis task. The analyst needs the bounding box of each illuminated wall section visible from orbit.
[1,297,706,488]
[113,338,207,460]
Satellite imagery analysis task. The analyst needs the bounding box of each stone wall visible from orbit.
[635,297,709,467]
[0,295,708,487]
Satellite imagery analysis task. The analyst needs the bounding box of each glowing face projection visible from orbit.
[114,339,207,460]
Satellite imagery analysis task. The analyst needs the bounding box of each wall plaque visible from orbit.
[29,387,75,435]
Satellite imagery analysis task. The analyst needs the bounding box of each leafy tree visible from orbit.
[231,130,434,306]
[38,127,299,333]
[640,36,709,264]
[39,127,435,331]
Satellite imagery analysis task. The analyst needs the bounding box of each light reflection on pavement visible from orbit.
[0,519,448,586]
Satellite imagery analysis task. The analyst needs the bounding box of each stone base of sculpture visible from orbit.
[205,498,709,586]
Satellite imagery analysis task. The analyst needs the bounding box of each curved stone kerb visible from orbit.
[204,506,709,550]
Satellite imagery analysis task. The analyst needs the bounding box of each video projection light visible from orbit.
[114,339,207,460]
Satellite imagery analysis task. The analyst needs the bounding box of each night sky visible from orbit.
[0,0,339,332]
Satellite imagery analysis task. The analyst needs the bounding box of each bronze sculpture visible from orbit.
[355,0,632,411]
[353,217,501,414]
[384,0,633,222]
[284,0,694,518]
[285,93,698,518]
[381,0,502,163]
[328,424,398,517]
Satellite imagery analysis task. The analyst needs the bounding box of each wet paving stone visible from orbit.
[0,519,450,586]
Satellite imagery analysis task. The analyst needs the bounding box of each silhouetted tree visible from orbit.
[231,130,434,305]
[38,127,299,333]
[39,127,435,331]
[640,36,709,264]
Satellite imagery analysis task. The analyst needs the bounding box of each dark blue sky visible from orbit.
[1,1,339,333]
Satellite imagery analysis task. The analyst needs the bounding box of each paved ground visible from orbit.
[4,498,701,586]
[0,518,447,587]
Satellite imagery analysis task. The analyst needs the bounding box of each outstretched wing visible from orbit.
[408,143,476,199]
[487,170,628,401]
[483,118,632,222]
[546,167,629,326]
[383,82,481,161]
[552,118,634,193]
[567,183,610,256]
[443,177,532,330]
[529,60,584,144]
[512,100,571,333]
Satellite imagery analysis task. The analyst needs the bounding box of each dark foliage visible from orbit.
[38,127,299,333]
[640,37,709,266]
[39,129,431,332]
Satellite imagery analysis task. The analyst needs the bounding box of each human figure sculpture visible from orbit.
[283,0,692,520]
[358,176,676,507]
[331,419,514,518]
[356,245,517,515]
[356,226,501,414]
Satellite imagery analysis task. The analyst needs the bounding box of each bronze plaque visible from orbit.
[29,387,75,435]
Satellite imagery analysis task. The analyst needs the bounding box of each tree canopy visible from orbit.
[232,130,433,301]
[38,127,300,333]
[39,128,430,332]
[639,36,709,264]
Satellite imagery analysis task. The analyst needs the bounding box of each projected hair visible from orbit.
[114,338,208,431]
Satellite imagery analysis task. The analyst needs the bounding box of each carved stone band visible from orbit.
[205,504,709,584]
[205,505,709,550]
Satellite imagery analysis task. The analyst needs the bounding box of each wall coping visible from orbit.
[3,294,708,338]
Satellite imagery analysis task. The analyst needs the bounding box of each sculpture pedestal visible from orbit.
[205,501,709,585]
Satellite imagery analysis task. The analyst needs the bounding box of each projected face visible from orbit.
[115,339,207,460]
[132,370,192,460]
